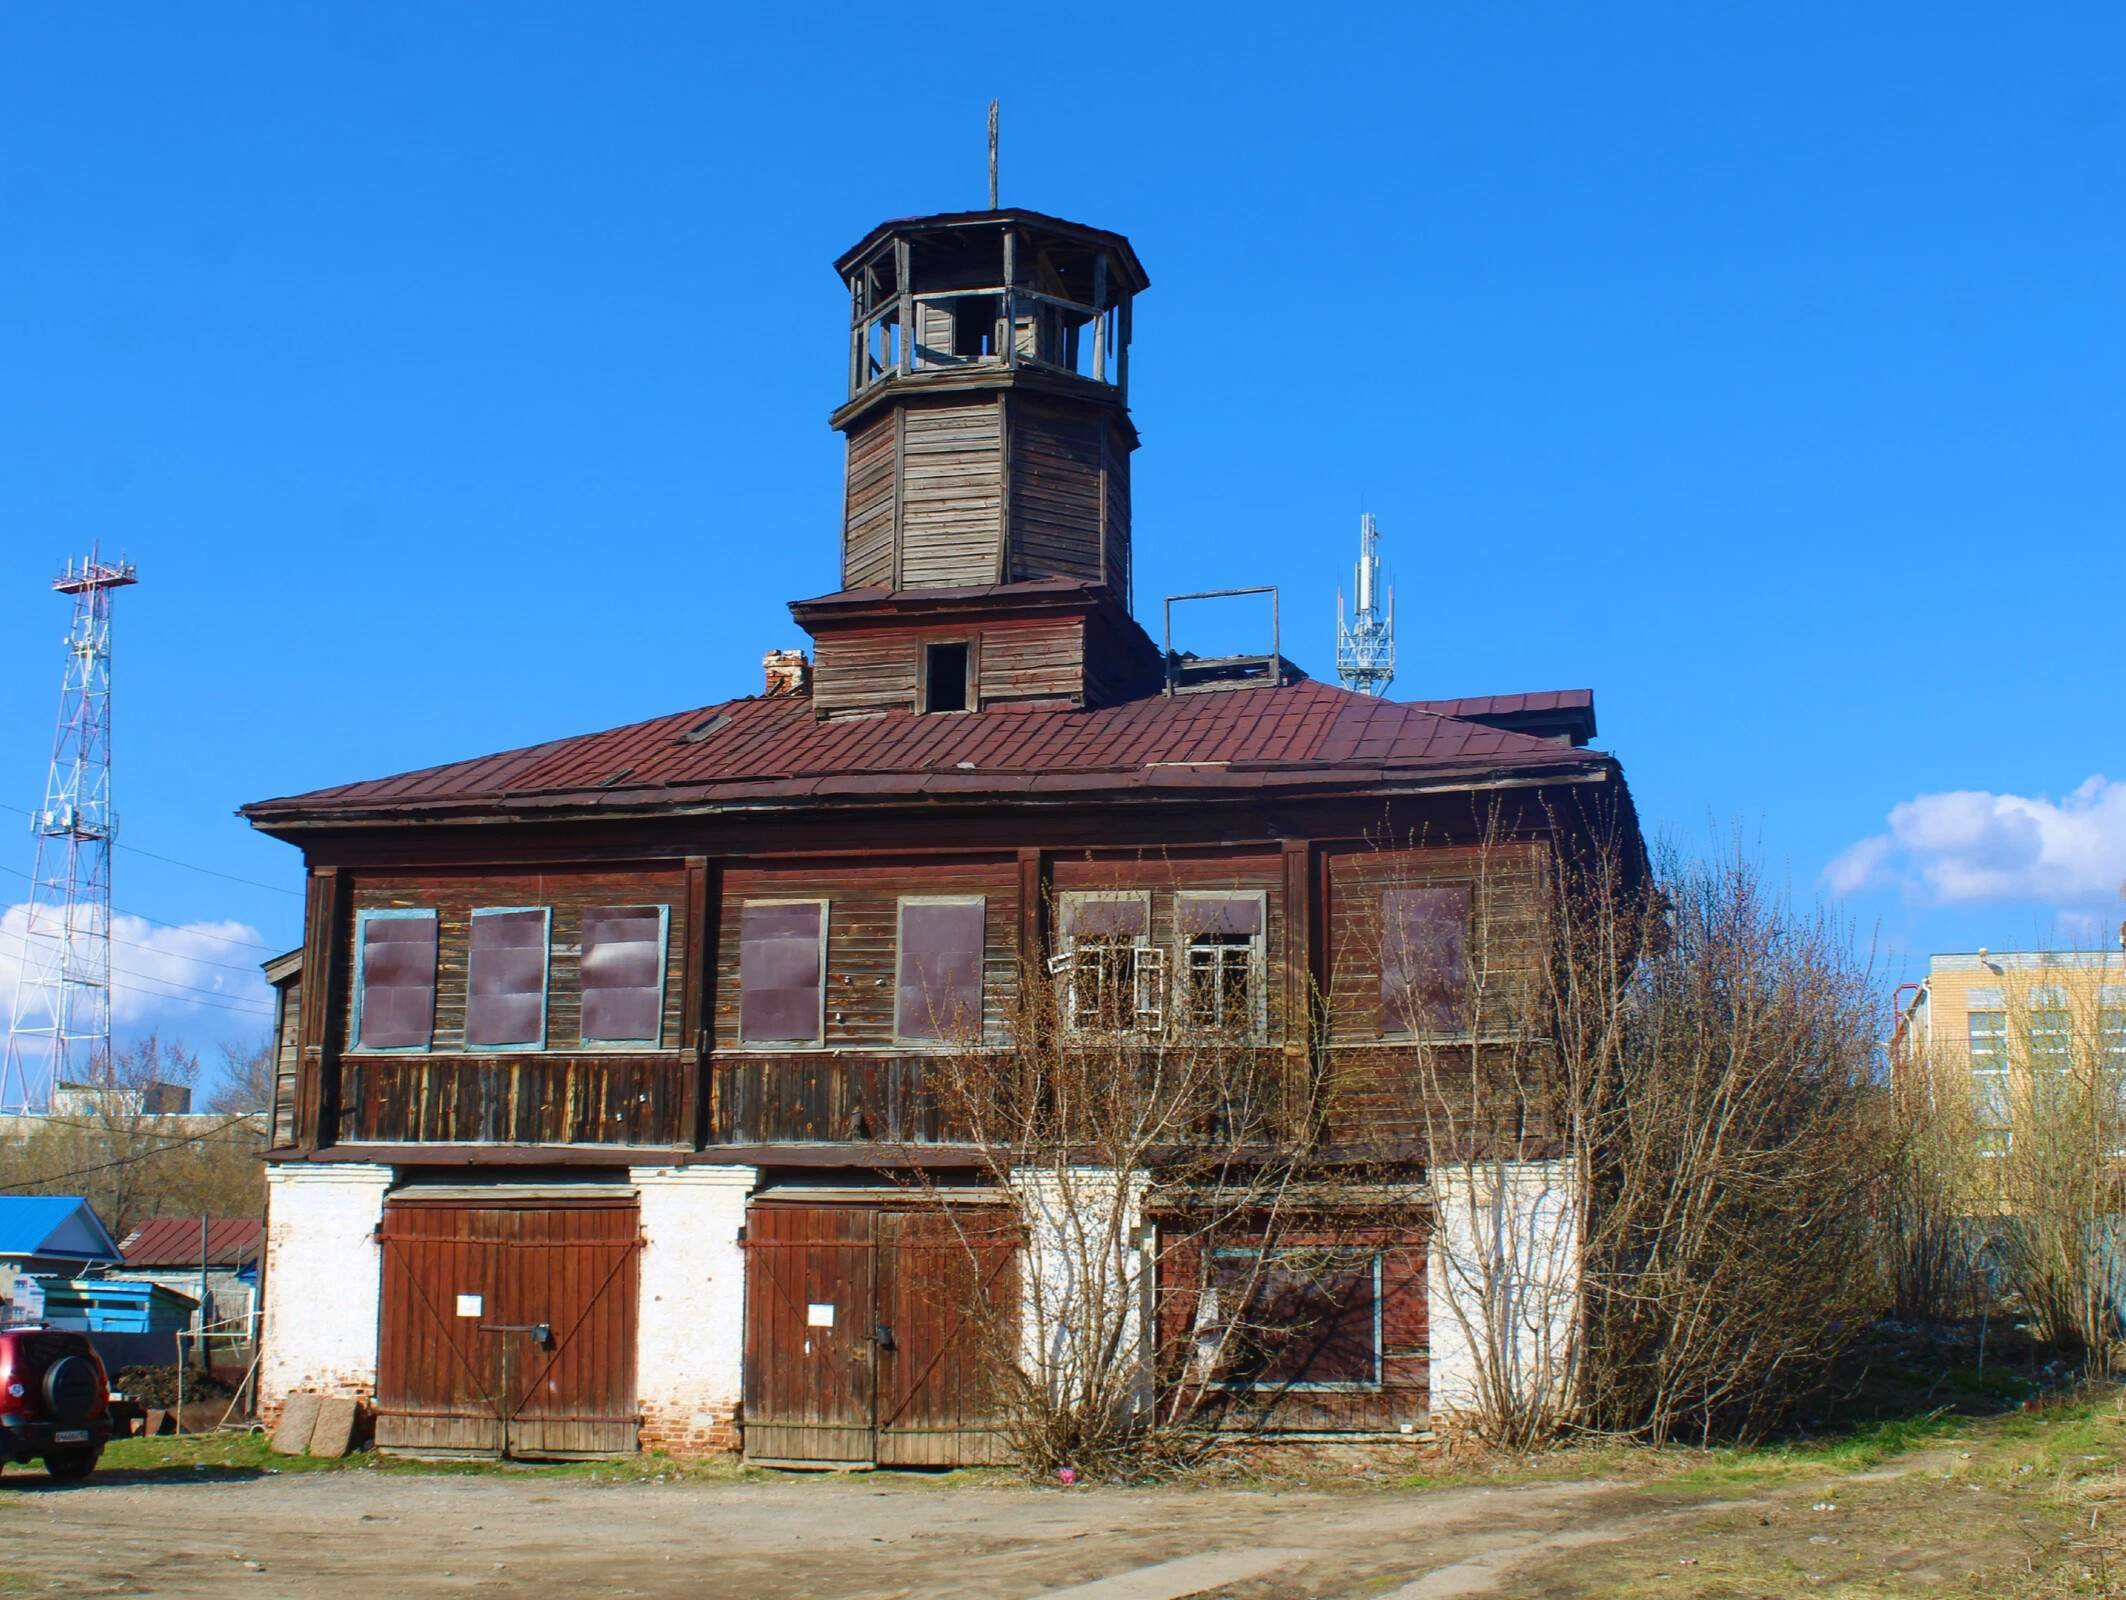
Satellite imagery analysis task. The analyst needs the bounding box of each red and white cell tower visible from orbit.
[1,550,139,1114]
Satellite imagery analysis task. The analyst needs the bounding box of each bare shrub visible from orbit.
[1575,847,1890,1443]
[897,876,1426,1478]
[1384,814,1892,1446]
[1967,973,2126,1365]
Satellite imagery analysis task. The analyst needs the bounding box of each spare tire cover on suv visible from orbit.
[42,1355,99,1424]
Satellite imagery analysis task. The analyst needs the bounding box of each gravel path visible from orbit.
[0,1466,1720,1599]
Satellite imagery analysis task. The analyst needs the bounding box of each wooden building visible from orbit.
[245,204,1642,1464]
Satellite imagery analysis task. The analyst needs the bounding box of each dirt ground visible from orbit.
[4,1399,2123,1600]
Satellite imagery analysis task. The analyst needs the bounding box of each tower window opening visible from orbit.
[923,642,971,714]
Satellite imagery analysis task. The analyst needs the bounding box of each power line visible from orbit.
[0,1112,264,1192]
[0,862,283,952]
[0,928,277,1013]
[0,801,299,897]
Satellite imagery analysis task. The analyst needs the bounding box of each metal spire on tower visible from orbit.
[1335,512,1395,697]
[1,548,138,1113]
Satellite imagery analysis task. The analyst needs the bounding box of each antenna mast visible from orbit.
[1335,512,1395,697]
[2,548,139,1113]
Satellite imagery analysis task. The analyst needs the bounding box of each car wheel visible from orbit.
[43,1449,98,1483]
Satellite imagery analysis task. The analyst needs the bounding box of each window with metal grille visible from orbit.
[351,908,438,1053]
[580,905,669,1047]
[739,900,827,1046]
[1968,1009,2010,1155]
[466,907,551,1050]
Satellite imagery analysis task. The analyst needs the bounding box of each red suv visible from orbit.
[0,1328,112,1482]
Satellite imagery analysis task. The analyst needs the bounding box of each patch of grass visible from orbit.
[93,1432,767,1484]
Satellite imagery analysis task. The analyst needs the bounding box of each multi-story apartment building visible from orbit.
[1892,947,2126,1154]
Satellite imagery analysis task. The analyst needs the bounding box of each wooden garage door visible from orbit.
[376,1199,641,1457]
[743,1202,1017,1467]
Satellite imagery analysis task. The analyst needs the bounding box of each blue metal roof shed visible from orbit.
[0,1196,123,1273]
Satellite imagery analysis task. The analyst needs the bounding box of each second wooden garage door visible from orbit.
[742,1202,1017,1467]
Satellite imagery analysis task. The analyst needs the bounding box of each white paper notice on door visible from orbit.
[456,1294,483,1318]
[806,1302,835,1328]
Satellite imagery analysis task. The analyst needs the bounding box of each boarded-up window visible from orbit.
[466,907,551,1049]
[353,909,438,1052]
[1380,885,1470,1036]
[740,901,826,1045]
[1207,1249,1381,1388]
[896,898,985,1042]
[581,905,669,1047]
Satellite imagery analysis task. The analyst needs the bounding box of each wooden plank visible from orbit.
[679,856,711,1150]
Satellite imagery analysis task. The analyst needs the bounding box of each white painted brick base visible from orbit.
[260,1162,393,1420]
[1428,1159,1579,1423]
[630,1164,755,1455]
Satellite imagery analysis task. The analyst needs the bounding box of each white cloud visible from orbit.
[1823,775,2126,907]
[0,903,275,1029]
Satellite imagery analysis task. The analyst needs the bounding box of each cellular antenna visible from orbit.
[1,547,138,1113]
[1334,512,1395,697]
[987,99,1000,209]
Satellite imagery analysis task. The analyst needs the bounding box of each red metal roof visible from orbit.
[243,677,1611,827]
[119,1218,262,1269]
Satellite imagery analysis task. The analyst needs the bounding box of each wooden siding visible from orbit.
[1006,396,1104,585]
[1320,841,1553,1147]
[343,1053,683,1145]
[812,616,1098,717]
[834,387,1134,601]
[376,1197,641,1457]
[1102,421,1132,604]
[841,408,897,589]
[899,399,1003,587]
[271,976,301,1147]
[343,867,689,1056]
[333,866,692,1145]
[1321,842,1546,1045]
[712,858,1019,1051]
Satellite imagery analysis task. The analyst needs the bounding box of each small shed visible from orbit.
[38,1277,200,1371]
[0,1196,123,1277]
[118,1218,263,1333]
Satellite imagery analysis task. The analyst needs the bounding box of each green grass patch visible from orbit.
[94,1432,766,1484]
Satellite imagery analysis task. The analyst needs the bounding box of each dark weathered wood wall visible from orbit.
[811,616,1096,717]
[270,976,301,1147]
[280,824,1563,1155]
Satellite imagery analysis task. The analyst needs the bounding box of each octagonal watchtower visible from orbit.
[829,210,1149,603]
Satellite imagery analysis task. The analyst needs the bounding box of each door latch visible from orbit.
[480,1322,554,1348]
[872,1323,896,1351]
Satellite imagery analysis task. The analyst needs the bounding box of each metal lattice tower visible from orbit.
[1,550,139,1114]
[1335,512,1395,697]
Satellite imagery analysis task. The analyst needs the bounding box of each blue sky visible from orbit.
[2,4,2121,1072]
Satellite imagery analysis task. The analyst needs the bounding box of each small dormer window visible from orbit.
[922,641,971,713]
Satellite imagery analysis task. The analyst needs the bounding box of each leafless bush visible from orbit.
[1573,846,1890,1444]
[1381,815,1892,1446]
[897,876,1425,1478]
[1964,977,2126,1365]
